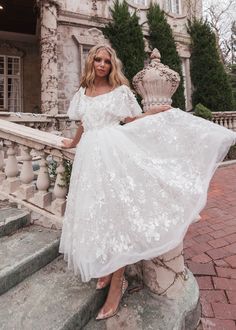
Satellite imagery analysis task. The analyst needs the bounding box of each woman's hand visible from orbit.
[147,104,171,115]
[61,138,75,148]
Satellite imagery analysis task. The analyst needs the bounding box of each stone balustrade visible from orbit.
[0,118,77,229]
[0,112,79,138]
[212,111,236,131]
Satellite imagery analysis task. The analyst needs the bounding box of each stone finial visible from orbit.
[132,48,180,112]
[150,48,161,62]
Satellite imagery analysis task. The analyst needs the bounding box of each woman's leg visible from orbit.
[96,267,128,320]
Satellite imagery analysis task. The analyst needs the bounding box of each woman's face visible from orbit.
[93,49,112,79]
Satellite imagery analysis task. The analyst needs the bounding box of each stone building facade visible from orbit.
[0,0,202,114]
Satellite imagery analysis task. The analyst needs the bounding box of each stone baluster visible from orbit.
[2,141,20,193]
[0,141,6,184]
[16,146,35,200]
[30,151,52,208]
[0,140,5,184]
[219,117,224,126]
[228,117,233,130]
[233,117,236,131]
[225,118,229,129]
[51,158,68,216]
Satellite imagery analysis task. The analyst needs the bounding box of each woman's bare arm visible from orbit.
[124,104,171,124]
[62,124,84,148]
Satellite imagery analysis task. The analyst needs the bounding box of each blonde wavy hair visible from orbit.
[80,44,129,89]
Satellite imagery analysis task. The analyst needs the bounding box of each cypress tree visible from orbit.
[102,0,146,84]
[147,3,185,109]
[229,64,236,109]
[188,19,234,112]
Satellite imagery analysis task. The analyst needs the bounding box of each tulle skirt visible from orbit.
[59,108,236,281]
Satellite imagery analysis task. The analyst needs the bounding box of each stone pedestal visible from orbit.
[142,243,188,299]
[16,184,35,200]
[2,178,20,194]
[51,198,66,216]
[30,190,52,209]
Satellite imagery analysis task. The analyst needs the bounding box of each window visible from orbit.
[0,56,21,112]
[165,0,181,15]
[132,0,147,6]
[81,46,91,74]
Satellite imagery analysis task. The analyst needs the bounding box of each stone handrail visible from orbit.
[0,119,77,229]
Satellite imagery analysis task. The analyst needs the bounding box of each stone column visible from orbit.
[185,58,192,111]
[39,0,59,115]
[127,48,201,329]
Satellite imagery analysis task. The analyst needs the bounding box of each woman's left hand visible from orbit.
[147,105,171,115]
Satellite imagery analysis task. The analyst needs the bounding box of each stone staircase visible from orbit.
[0,207,108,330]
[0,207,200,330]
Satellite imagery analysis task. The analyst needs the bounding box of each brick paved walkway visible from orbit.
[184,163,236,330]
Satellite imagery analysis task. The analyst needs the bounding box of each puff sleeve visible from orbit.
[117,85,143,121]
[67,89,81,121]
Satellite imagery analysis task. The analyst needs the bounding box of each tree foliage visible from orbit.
[102,0,146,84]
[188,19,234,111]
[228,64,236,109]
[147,3,185,109]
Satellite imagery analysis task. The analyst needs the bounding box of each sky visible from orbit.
[202,0,236,34]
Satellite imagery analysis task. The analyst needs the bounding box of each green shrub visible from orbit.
[194,103,213,120]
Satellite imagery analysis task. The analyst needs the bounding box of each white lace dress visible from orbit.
[59,84,236,282]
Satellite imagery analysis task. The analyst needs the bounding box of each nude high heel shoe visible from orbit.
[96,277,128,320]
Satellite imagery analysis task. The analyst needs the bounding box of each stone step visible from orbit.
[0,225,60,295]
[0,256,108,330]
[0,207,30,237]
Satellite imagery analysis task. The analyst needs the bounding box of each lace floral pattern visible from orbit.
[59,85,236,282]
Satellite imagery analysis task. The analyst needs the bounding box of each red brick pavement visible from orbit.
[184,163,236,330]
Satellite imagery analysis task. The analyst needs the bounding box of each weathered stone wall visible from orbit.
[57,24,107,114]
[57,25,80,114]
[0,40,40,113]
[56,0,202,112]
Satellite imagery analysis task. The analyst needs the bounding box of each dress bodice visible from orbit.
[67,85,142,132]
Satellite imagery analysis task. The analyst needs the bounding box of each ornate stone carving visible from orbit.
[0,42,24,57]
[133,48,180,112]
[73,28,108,46]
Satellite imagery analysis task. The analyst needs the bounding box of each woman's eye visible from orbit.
[94,57,101,62]
[105,60,111,65]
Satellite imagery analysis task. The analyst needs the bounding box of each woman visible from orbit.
[59,44,236,320]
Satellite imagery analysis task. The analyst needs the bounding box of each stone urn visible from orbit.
[133,48,180,112]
